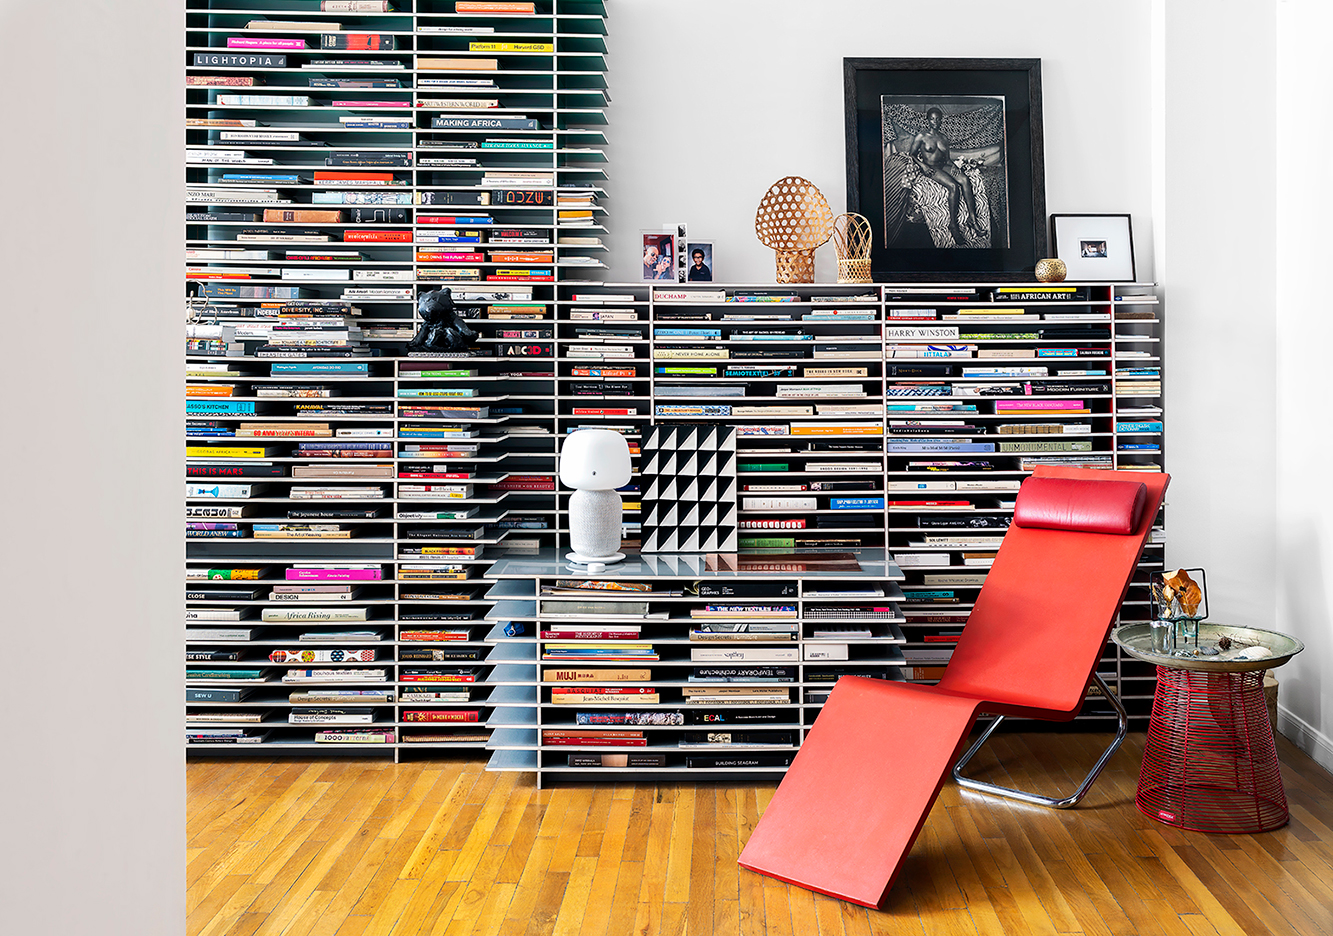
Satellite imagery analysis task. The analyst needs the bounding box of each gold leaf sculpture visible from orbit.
[831,212,873,284]
[754,176,835,283]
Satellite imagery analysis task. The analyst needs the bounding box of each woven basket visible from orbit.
[775,249,817,283]
[1264,670,1278,728]
[755,176,834,284]
[832,213,873,284]
[837,257,873,284]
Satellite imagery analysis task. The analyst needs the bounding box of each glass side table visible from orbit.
[1111,623,1304,833]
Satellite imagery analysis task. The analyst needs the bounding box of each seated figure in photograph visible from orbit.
[643,239,673,280]
[687,248,712,281]
[881,97,1007,250]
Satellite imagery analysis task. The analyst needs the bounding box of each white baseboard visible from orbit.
[1276,705,1333,775]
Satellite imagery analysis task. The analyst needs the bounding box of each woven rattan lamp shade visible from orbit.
[831,212,873,283]
[754,176,834,283]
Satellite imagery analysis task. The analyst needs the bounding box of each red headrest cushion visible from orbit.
[1013,477,1147,535]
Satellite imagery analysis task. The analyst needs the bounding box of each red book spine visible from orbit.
[401,711,479,722]
[550,686,655,696]
[343,230,412,242]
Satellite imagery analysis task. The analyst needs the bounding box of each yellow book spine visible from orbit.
[186,446,272,457]
[468,42,553,52]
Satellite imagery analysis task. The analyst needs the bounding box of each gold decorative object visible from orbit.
[1161,569,1204,617]
[831,212,873,284]
[754,176,835,283]
[1035,258,1067,282]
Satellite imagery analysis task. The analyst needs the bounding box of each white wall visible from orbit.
[0,3,185,935]
[1155,0,1279,635]
[603,0,1155,283]
[1275,0,1333,768]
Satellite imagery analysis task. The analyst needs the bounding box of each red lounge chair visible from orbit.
[737,465,1170,909]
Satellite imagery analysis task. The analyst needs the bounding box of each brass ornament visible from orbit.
[1035,258,1068,283]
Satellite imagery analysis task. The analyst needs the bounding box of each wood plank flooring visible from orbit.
[186,732,1333,936]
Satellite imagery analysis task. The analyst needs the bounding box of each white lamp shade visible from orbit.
[559,428,632,490]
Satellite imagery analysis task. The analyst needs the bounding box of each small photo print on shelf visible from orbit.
[641,424,738,553]
[641,231,676,281]
[1050,213,1136,282]
[686,241,714,282]
[674,223,688,281]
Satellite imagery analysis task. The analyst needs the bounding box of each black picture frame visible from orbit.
[844,58,1046,280]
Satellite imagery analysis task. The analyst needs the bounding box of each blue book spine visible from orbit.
[221,173,301,182]
[1115,421,1163,432]
[730,335,812,341]
[653,329,722,337]
[187,401,257,414]
[886,386,950,397]
[830,497,886,510]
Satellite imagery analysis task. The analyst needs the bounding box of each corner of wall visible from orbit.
[1277,706,1333,777]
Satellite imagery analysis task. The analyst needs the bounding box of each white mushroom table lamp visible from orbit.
[559,428,633,571]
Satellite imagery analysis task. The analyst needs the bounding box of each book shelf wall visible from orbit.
[485,551,907,785]
[534,281,1166,755]
[185,0,607,757]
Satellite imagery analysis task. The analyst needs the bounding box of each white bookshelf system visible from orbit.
[183,3,1165,773]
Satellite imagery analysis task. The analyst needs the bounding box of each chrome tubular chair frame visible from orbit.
[951,673,1129,809]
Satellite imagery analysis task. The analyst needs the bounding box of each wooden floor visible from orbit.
[187,731,1333,936]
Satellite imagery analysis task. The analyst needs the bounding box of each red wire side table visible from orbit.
[1112,623,1304,834]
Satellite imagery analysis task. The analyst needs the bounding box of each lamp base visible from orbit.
[565,551,626,574]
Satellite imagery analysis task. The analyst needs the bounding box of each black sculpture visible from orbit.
[406,287,479,354]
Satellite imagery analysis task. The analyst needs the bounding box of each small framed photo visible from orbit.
[685,241,714,282]
[640,231,676,281]
[1050,214,1135,282]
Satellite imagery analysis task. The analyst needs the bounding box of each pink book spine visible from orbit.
[331,101,410,107]
[286,569,382,581]
[227,37,307,49]
[995,399,1083,410]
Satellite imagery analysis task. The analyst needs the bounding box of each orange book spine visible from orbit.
[419,57,499,70]
[263,209,342,222]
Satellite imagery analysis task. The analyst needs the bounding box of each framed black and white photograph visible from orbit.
[844,58,1046,279]
[1051,214,1135,282]
[640,231,675,281]
[685,241,714,282]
